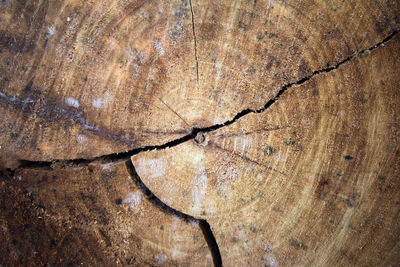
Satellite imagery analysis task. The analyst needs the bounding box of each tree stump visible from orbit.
[0,0,399,266]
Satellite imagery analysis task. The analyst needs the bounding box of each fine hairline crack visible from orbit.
[189,0,199,83]
[12,29,399,171]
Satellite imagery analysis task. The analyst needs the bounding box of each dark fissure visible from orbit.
[12,29,399,171]
[3,29,399,267]
[125,160,222,267]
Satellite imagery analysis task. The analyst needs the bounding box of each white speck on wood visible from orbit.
[65,97,79,108]
[153,40,165,56]
[76,134,87,144]
[123,192,142,208]
[47,26,55,37]
[92,98,105,109]
[154,253,167,265]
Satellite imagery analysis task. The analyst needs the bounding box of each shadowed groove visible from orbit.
[2,23,398,267]
[11,29,399,171]
[125,160,222,267]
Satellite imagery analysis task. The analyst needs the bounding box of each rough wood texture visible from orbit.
[132,34,400,266]
[0,0,399,266]
[0,0,399,165]
[1,162,211,266]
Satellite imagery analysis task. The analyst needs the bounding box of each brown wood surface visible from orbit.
[0,0,399,266]
[132,34,400,266]
[1,162,211,266]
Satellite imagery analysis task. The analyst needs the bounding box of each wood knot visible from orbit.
[194,132,208,146]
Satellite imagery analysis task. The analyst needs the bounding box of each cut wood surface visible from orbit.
[0,0,399,266]
[1,162,212,266]
[132,34,400,266]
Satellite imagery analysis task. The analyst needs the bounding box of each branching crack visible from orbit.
[125,160,222,267]
[189,0,199,83]
[11,29,398,172]
[3,28,398,267]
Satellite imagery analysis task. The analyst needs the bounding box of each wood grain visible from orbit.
[1,162,211,266]
[0,0,399,266]
[131,33,400,265]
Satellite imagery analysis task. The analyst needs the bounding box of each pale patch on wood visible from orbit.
[65,97,79,108]
[76,134,87,144]
[46,25,55,37]
[123,192,142,209]
[153,40,165,56]
[154,253,167,265]
[135,157,166,179]
[190,162,208,214]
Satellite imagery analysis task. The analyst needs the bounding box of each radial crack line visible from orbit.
[189,0,199,83]
[214,125,292,138]
[208,140,285,175]
[8,29,399,172]
[157,97,190,126]
[125,160,222,267]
